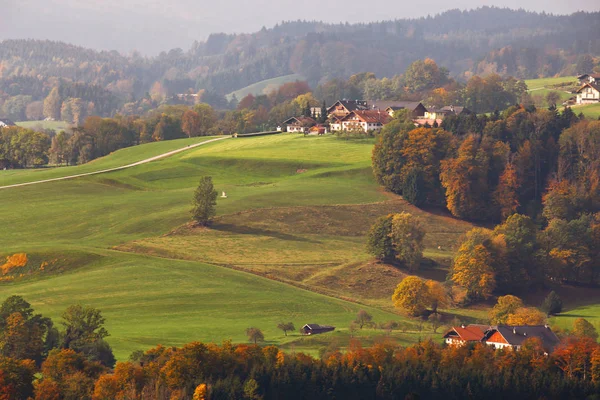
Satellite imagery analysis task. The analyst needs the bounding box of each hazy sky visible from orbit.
[2,0,599,54]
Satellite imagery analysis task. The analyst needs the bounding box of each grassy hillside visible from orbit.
[226,74,305,101]
[0,250,413,360]
[525,76,577,90]
[0,136,214,187]
[1,133,459,358]
[571,103,600,119]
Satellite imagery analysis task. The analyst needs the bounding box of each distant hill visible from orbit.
[226,74,306,101]
[0,7,598,115]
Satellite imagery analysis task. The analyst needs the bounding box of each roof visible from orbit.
[341,110,392,124]
[443,325,487,341]
[576,82,600,93]
[303,324,335,330]
[0,119,16,126]
[440,106,469,114]
[327,100,369,113]
[282,116,316,127]
[371,101,425,111]
[484,325,560,350]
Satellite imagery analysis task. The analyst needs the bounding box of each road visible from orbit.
[0,136,230,190]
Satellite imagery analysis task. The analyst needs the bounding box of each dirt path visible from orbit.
[0,136,230,190]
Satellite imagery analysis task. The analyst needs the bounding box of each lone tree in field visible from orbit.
[191,176,218,226]
[277,322,295,336]
[355,310,373,329]
[246,327,264,344]
[366,215,395,262]
[392,276,430,317]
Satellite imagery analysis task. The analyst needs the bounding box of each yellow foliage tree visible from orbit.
[505,307,546,325]
[392,276,430,317]
[451,241,496,300]
[489,295,524,325]
[193,383,208,400]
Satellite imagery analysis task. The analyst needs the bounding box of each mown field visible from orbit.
[1,133,597,358]
[525,76,577,90]
[0,134,447,359]
[226,74,305,101]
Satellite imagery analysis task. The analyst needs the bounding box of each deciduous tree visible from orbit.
[191,176,218,226]
[390,212,425,271]
[392,276,430,317]
[489,295,523,325]
[245,328,264,345]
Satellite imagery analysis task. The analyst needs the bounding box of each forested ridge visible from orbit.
[0,7,599,120]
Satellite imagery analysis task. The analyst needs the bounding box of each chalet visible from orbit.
[424,105,471,120]
[577,74,600,86]
[282,116,316,133]
[327,100,369,118]
[483,325,560,353]
[0,119,16,128]
[443,325,487,346]
[301,324,335,335]
[576,82,600,104]
[339,110,392,132]
[369,101,427,118]
[328,116,343,132]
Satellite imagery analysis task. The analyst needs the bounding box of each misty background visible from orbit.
[3,0,600,54]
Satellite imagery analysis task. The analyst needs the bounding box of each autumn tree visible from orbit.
[425,280,448,314]
[572,318,599,341]
[489,295,523,324]
[541,291,563,316]
[276,322,295,337]
[181,110,201,138]
[245,328,264,345]
[366,214,395,262]
[390,212,426,271]
[392,276,430,317]
[191,176,218,226]
[494,161,520,221]
[355,310,373,329]
[546,91,561,108]
[43,88,61,120]
[451,228,497,301]
[505,307,546,325]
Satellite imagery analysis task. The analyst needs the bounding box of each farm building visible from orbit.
[576,82,600,104]
[338,110,392,133]
[443,324,560,353]
[327,100,369,118]
[0,119,16,128]
[282,116,316,133]
[369,101,428,118]
[443,324,487,346]
[301,324,335,335]
[483,325,560,353]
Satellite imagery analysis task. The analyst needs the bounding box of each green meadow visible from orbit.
[2,133,597,358]
[226,74,305,101]
[16,120,71,132]
[2,134,443,359]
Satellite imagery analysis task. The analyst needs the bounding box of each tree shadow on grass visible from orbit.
[212,223,322,244]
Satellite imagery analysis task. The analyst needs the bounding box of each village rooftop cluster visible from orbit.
[279,99,471,135]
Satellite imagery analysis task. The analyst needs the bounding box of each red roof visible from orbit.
[443,325,486,341]
[341,110,392,124]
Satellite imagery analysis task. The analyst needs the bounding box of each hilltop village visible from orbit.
[280,100,470,134]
